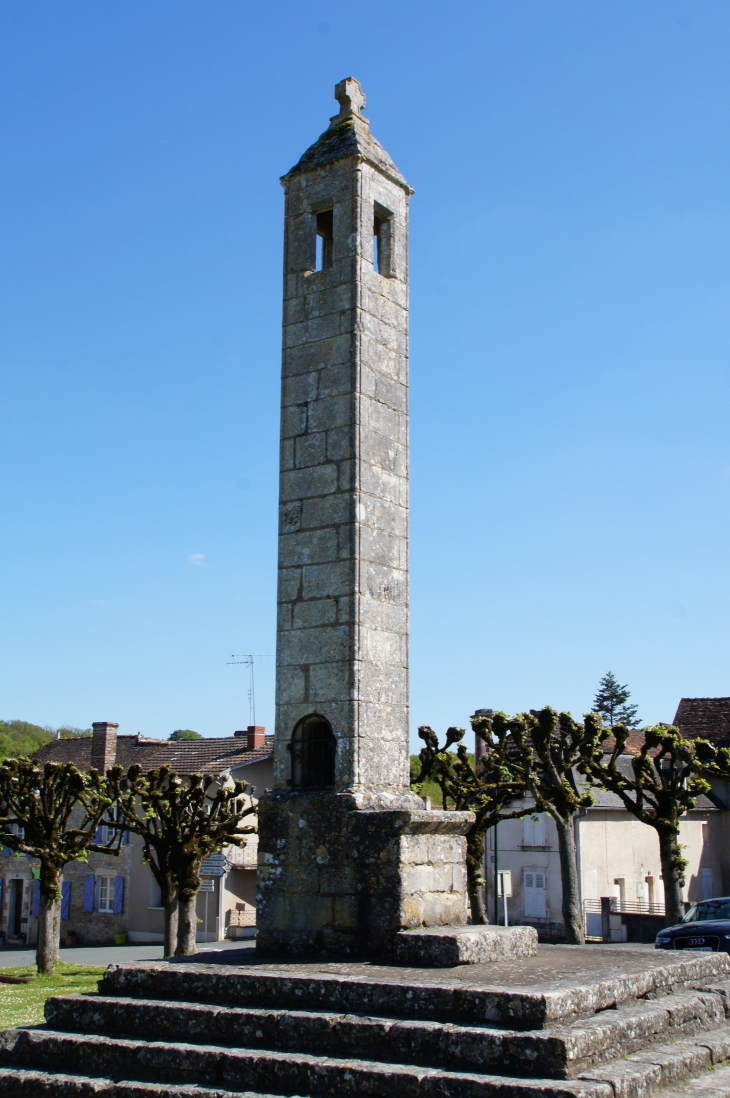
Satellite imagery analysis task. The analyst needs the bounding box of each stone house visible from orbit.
[0,722,273,947]
[484,703,730,940]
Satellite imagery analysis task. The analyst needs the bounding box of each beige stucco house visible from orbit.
[484,699,730,939]
[0,722,273,947]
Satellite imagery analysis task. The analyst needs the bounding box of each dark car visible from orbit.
[655,897,730,953]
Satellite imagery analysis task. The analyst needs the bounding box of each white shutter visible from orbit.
[523,869,547,918]
[523,814,545,846]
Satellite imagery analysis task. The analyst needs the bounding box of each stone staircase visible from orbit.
[4,948,730,1096]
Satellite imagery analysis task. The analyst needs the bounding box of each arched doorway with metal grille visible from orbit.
[288,713,336,790]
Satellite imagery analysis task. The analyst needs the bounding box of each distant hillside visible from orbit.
[0,720,92,762]
[0,720,54,761]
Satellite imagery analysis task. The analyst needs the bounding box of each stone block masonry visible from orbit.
[274,114,412,797]
[257,78,474,957]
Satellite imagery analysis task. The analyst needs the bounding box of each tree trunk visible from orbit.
[36,868,61,975]
[175,891,198,956]
[554,813,585,945]
[658,827,686,928]
[466,832,488,924]
[161,880,178,958]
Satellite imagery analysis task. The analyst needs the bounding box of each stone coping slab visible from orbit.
[394,925,539,967]
[102,946,729,1029]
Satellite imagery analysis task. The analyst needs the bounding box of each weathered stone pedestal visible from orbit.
[257,791,474,958]
[394,923,539,967]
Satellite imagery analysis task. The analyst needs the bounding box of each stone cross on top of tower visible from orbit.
[329,77,368,126]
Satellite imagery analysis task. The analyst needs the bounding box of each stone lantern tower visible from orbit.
[256,79,472,957]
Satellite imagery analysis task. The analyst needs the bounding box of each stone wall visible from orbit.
[275,134,412,796]
[257,792,472,957]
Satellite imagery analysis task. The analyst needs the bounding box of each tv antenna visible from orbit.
[227,654,273,727]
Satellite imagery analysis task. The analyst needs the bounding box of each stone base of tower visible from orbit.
[255,791,474,959]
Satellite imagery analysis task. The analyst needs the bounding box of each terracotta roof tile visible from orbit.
[32,734,274,776]
[674,698,730,748]
[601,730,649,756]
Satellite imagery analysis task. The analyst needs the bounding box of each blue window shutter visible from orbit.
[113,876,124,914]
[122,828,129,845]
[94,826,103,843]
[3,847,11,857]
[61,881,71,921]
[32,880,40,917]
[83,874,95,912]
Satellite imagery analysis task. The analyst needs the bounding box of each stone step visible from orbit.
[0,1028,620,1098]
[663,1062,730,1098]
[577,1029,730,1098]
[0,1067,286,1097]
[100,951,730,1029]
[43,989,728,1079]
[2,1018,729,1097]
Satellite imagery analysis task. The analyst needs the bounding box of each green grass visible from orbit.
[0,963,105,1030]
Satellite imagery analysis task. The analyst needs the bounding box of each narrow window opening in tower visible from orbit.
[289,713,336,789]
[373,204,393,277]
[315,209,333,271]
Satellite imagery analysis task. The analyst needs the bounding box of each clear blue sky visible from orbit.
[2,2,729,746]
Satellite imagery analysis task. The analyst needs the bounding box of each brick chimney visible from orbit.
[91,722,118,774]
[470,708,493,766]
[234,725,265,750]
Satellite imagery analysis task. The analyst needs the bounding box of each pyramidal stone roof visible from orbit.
[283,77,412,193]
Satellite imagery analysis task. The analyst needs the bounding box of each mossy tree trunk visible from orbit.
[176,890,198,956]
[36,863,61,975]
[658,827,686,928]
[160,876,178,958]
[553,814,584,945]
[466,832,488,924]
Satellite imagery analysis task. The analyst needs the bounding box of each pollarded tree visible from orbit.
[579,724,730,928]
[415,720,528,924]
[117,765,256,956]
[593,672,640,730]
[0,757,122,974]
[492,708,601,945]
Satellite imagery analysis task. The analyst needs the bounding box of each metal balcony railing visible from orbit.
[583,897,665,916]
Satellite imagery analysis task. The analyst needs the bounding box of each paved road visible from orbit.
[0,939,256,970]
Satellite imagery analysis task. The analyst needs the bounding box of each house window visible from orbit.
[702,867,713,900]
[98,876,114,913]
[289,713,336,790]
[523,813,546,847]
[523,870,546,918]
[315,209,333,271]
[373,203,393,277]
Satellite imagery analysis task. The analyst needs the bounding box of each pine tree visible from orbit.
[593,672,640,730]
